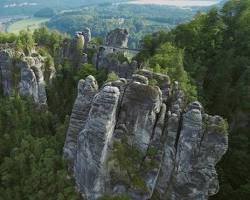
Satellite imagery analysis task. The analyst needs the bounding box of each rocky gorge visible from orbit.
[0,27,229,200]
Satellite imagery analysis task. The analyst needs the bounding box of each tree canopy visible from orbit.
[136,1,250,199]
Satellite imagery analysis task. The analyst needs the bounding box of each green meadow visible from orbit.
[7,17,49,34]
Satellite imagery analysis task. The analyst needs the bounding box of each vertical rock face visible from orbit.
[74,86,120,200]
[64,76,98,167]
[75,32,85,48]
[17,56,48,107]
[65,73,228,200]
[81,53,88,65]
[60,38,72,59]
[116,80,162,152]
[172,103,204,200]
[160,103,228,200]
[0,50,13,96]
[83,28,92,47]
[156,83,185,198]
[106,28,129,48]
[0,49,54,107]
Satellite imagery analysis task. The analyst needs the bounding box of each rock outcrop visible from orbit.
[92,28,137,78]
[75,31,85,48]
[59,30,90,65]
[0,49,55,107]
[64,76,98,168]
[137,69,171,102]
[93,48,138,78]
[106,28,129,48]
[74,85,120,199]
[65,72,228,200]
[83,28,92,47]
[0,49,13,96]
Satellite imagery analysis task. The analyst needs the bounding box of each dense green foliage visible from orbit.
[111,136,147,191]
[34,8,56,18]
[0,96,81,200]
[47,3,197,48]
[0,1,249,199]
[137,0,250,199]
[146,41,197,101]
[0,28,108,199]
[47,62,107,122]
[33,27,67,57]
[106,72,120,83]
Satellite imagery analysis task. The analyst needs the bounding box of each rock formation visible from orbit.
[64,76,98,168]
[93,48,138,78]
[75,86,120,199]
[75,31,85,48]
[0,49,55,107]
[92,28,136,77]
[64,72,228,200]
[58,28,138,77]
[137,69,171,102]
[0,49,13,96]
[59,29,93,66]
[83,28,92,47]
[106,28,129,48]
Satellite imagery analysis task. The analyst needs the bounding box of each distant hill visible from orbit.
[0,0,127,16]
[47,3,197,48]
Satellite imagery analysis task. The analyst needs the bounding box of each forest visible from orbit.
[137,0,250,199]
[0,0,249,199]
[47,3,200,48]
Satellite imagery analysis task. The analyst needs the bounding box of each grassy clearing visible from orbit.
[7,17,50,34]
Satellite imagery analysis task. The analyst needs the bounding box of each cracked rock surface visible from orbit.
[0,49,55,107]
[65,73,228,200]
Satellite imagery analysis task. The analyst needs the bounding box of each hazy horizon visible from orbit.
[127,0,221,7]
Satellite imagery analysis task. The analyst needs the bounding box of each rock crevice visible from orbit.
[0,49,54,107]
[64,73,228,200]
